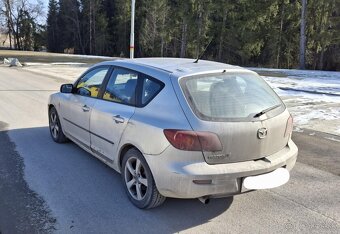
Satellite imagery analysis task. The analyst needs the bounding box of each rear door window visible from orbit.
[103,68,138,105]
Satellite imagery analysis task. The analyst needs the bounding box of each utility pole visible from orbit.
[89,0,92,54]
[130,0,135,59]
[299,0,307,69]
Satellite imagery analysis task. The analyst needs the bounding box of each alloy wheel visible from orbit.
[124,157,149,201]
[50,112,59,139]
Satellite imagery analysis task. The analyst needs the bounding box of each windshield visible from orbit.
[180,72,284,121]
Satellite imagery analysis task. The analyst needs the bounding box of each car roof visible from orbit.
[98,58,251,78]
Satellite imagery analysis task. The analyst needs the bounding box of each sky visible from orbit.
[31,0,48,24]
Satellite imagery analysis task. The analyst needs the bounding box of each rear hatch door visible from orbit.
[172,71,290,164]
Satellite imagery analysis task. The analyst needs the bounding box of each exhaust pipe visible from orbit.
[198,197,210,204]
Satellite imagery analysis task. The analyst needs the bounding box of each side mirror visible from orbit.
[60,84,74,93]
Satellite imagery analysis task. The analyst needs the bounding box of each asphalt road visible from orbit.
[0,67,339,233]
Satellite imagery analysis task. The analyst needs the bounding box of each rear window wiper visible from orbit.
[253,104,282,118]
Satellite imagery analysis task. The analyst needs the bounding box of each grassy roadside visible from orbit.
[0,50,116,64]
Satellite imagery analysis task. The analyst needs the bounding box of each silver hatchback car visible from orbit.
[48,58,298,209]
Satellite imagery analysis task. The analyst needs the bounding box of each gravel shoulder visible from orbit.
[293,129,340,176]
[0,122,56,233]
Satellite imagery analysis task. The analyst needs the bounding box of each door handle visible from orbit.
[82,105,90,112]
[112,115,125,124]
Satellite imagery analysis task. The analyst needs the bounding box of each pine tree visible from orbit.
[47,0,59,52]
[139,0,169,57]
[38,0,340,70]
[58,0,84,54]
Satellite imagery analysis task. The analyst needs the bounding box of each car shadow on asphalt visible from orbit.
[5,126,233,233]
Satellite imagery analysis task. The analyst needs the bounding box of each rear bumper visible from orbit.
[144,139,298,199]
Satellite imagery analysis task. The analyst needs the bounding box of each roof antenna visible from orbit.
[194,38,213,63]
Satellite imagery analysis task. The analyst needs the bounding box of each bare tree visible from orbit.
[0,0,14,48]
[0,0,43,50]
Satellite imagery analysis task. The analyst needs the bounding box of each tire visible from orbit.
[122,148,166,209]
[49,106,68,143]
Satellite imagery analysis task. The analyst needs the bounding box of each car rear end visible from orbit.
[145,68,298,199]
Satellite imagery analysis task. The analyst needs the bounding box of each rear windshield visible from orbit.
[180,72,284,121]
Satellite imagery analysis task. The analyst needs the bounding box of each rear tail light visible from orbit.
[163,129,222,152]
[284,115,293,137]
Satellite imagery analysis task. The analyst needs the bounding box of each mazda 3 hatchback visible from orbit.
[48,58,298,209]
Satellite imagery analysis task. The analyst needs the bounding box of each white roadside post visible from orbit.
[130,0,136,59]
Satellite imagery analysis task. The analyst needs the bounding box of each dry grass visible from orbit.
[0,50,116,64]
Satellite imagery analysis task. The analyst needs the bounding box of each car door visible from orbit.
[61,66,110,148]
[89,67,138,163]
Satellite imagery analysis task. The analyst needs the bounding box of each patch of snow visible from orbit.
[9,58,22,67]
[293,127,304,132]
[51,62,87,65]
[292,107,339,125]
[23,62,87,66]
[262,76,340,103]
[250,68,340,135]
[3,57,22,66]
[24,62,51,66]
[249,67,340,81]
[59,54,116,60]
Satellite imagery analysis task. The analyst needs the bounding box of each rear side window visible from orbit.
[180,72,283,121]
[141,78,163,105]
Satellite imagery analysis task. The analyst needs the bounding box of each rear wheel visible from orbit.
[122,148,166,209]
[49,106,68,143]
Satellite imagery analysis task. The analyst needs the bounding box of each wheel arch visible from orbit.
[119,143,166,208]
[118,144,139,172]
[48,104,55,112]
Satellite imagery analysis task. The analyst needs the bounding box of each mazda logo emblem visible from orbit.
[257,128,268,139]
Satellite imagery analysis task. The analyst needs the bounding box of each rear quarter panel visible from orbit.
[117,73,193,168]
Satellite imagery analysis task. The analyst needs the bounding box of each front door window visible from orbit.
[76,67,109,98]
